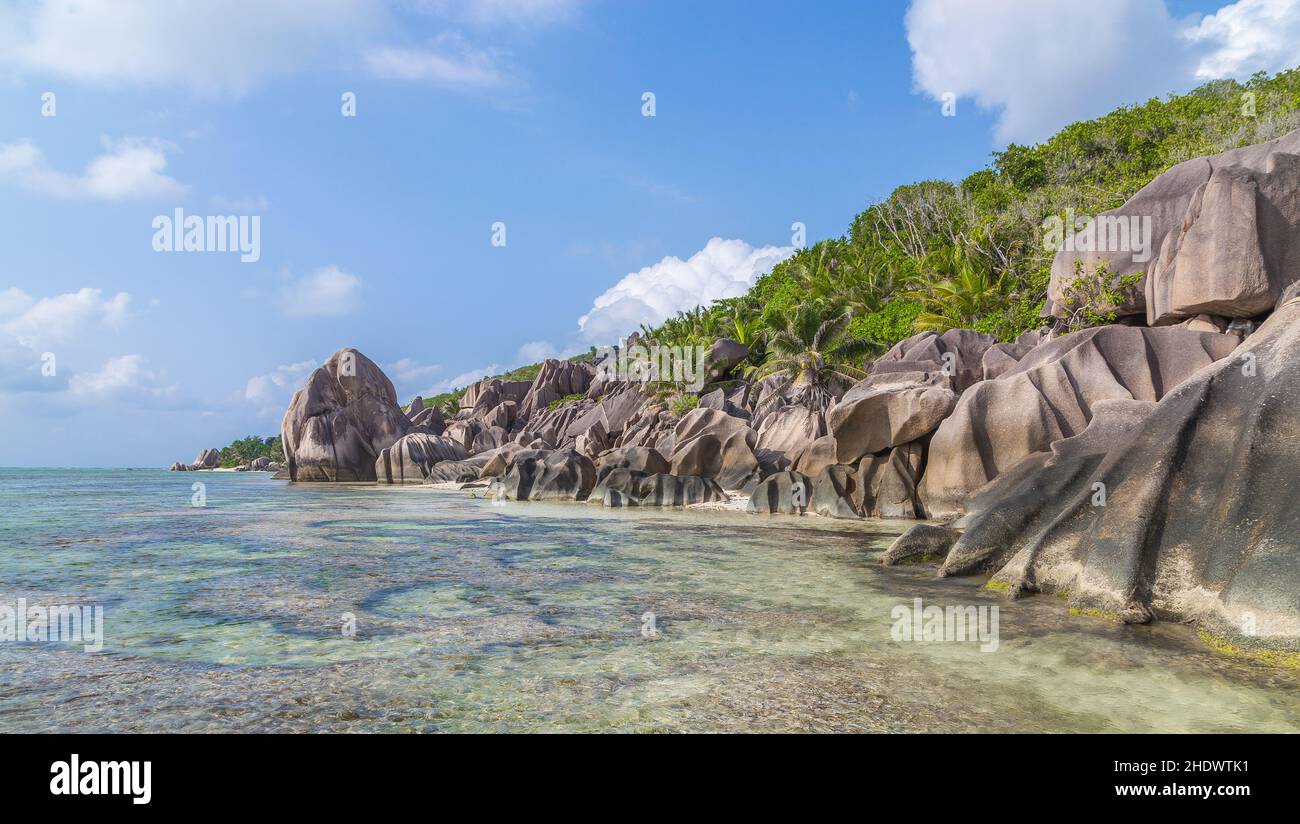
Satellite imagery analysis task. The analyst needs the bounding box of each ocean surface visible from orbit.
[1,468,1297,733]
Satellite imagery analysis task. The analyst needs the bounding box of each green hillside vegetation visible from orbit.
[645,69,1300,363]
[403,71,1300,411]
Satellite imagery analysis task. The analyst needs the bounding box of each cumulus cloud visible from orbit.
[0,0,383,97]
[278,266,361,317]
[1,287,130,351]
[577,237,794,344]
[244,359,319,415]
[0,288,34,318]
[1186,0,1300,79]
[400,237,788,399]
[0,287,140,399]
[365,34,511,89]
[906,0,1191,144]
[905,0,1300,144]
[0,137,187,200]
[68,354,178,402]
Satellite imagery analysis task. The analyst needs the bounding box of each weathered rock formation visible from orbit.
[828,373,955,466]
[517,359,594,423]
[808,440,927,520]
[888,295,1300,646]
[748,471,811,515]
[409,404,446,433]
[594,446,671,482]
[1049,128,1300,324]
[755,404,826,467]
[920,325,1237,517]
[280,348,411,482]
[698,385,750,420]
[492,448,596,502]
[460,377,530,416]
[794,435,838,481]
[594,470,726,507]
[424,455,493,483]
[871,329,998,392]
[375,433,468,484]
[703,338,749,383]
[670,407,764,490]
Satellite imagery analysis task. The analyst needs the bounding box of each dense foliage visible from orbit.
[219,435,282,468]
[641,69,1300,370]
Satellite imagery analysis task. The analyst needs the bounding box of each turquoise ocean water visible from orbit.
[0,468,1296,732]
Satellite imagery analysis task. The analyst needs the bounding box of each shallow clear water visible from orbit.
[0,468,1297,732]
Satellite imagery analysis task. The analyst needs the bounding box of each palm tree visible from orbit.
[790,242,842,304]
[757,305,876,411]
[727,304,766,349]
[833,243,901,316]
[907,244,1007,332]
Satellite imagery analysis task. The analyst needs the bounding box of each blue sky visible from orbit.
[0,0,1293,467]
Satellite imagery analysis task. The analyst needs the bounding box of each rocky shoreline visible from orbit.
[168,450,283,474]
[178,130,1300,655]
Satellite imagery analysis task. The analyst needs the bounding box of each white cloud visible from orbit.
[0,287,132,395]
[517,340,559,361]
[904,0,1300,144]
[1,287,130,350]
[279,266,361,317]
[365,34,511,89]
[411,0,584,25]
[0,137,187,200]
[0,287,193,421]
[516,340,587,363]
[385,357,442,388]
[244,359,319,415]
[402,237,783,400]
[1186,0,1300,79]
[68,354,177,402]
[0,0,384,97]
[0,287,35,318]
[422,363,504,396]
[906,0,1193,144]
[577,237,794,344]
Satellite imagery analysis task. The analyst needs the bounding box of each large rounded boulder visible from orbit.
[747,471,811,515]
[902,295,1300,649]
[703,337,749,382]
[1048,128,1300,324]
[281,348,411,482]
[594,470,726,507]
[494,448,596,502]
[828,373,955,466]
[669,407,763,490]
[920,325,1238,517]
[596,445,672,482]
[755,404,826,467]
[870,329,997,392]
[376,433,468,484]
